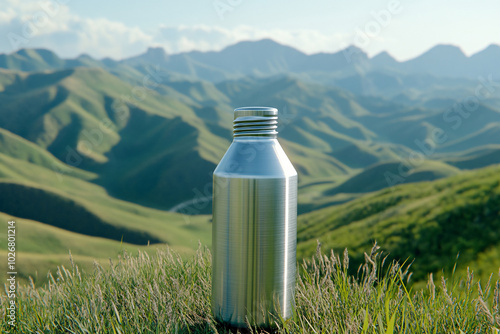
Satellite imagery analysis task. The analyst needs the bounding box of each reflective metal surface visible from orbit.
[212,107,297,327]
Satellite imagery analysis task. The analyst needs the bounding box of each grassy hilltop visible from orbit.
[0,246,498,333]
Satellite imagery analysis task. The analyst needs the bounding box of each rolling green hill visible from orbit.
[0,153,212,245]
[0,67,227,209]
[326,160,460,195]
[439,122,500,152]
[0,48,65,72]
[296,160,460,214]
[297,164,500,281]
[0,128,94,180]
[0,152,212,284]
[444,145,500,169]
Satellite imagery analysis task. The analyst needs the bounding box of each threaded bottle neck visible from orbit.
[233,107,278,138]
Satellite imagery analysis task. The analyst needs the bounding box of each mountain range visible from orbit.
[0,39,500,283]
[4,39,500,79]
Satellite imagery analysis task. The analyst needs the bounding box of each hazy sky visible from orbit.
[0,0,499,60]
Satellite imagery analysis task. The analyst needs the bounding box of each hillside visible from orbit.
[444,145,500,169]
[298,164,500,281]
[0,66,228,209]
[326,160,460,195]
[0,151,211,284]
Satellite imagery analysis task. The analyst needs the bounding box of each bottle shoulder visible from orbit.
[214,138,297,178]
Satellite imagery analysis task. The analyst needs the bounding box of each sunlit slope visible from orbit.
[0,67,228,208]
[0,154,211,247]
[297,164,500,281]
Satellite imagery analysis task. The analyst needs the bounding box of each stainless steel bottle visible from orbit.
[211,106,297,327]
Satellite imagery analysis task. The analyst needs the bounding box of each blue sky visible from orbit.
[1,0,499,60]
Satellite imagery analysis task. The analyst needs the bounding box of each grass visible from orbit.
[1,244,499,333]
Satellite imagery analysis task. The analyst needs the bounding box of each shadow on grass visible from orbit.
[178,321,280,334]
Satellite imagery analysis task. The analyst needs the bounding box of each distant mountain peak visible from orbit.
[228,38,283,48]
[470,44,500,58]
[372,51,394,60]
[422,44,466,58]
[145,46,167,55]
[334,45,369,61]
[15,48,58,58]
[76,53,93,60]
[221,38,305,55]
[1,48,64,71]
[482,44,500,51]
[398,43,470,77]
[371,51,398,67]
[122,46,169,66]
[342,45,365,54]
[144,46,168,60]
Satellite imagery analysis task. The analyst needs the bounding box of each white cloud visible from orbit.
[0,7,16,24]
[0,0,349,59]
[154,25,349,55]
[0,0,153,59]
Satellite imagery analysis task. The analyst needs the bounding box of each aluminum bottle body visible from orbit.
[211,108,297,327]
